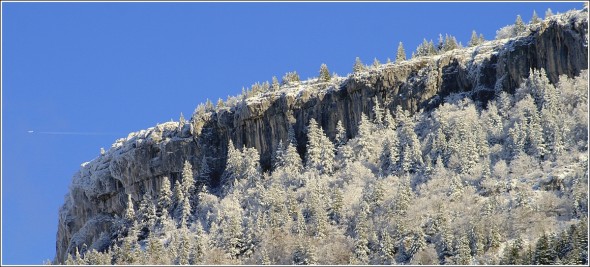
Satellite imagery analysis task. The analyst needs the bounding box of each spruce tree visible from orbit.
[396,42,406,62]
[468,30,480,47]
[353,57,365,73]
[514,15,526,36]
[531,10,541,24]
[181,160,195,198]
[372,57,381,68]
[124,194,135,222]
[545,8,553,19]
[319,63,331,82]
[271,76,280,91]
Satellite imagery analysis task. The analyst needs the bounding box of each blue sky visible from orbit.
[1,1,584,264]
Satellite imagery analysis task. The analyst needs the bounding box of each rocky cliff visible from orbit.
[55,9,588,262]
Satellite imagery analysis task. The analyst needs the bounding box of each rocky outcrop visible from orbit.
[55,9,588,263]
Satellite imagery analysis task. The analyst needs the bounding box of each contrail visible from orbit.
[31,131,121,136]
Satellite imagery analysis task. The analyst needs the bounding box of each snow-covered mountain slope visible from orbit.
[56,8,588,263]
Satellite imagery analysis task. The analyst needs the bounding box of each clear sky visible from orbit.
[1,1,584,265]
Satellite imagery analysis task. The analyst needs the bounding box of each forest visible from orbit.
[59,67,588,265]
[55,8,588,265]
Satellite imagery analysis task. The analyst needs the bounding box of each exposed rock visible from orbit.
[55,9,587,263]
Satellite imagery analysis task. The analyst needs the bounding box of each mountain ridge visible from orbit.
[56,8,588,263]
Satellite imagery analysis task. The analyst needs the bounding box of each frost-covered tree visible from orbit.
[415,39,437,57]
[305,118,335,174]
[468,30,483,47]
[372,57,381,68]
[531,10,541,24]
[197,156,210,188]
[545,8,553,18]
[271,76,280,91]
[283,142,303,174]
[137,192,157,233]
[353,57,365,73]
[357,113,376,161]
[514,15,526,36]
[181,160,195,198]
[396,42,406,62]
[124,194,135,222]
[335,120,347,149]
[380,134,400,175]
[156,176,172,217]
[319,63,331,82]
[372,97,384,125]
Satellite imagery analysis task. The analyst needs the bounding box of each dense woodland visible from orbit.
[57,9,588,265]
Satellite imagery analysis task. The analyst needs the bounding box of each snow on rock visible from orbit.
[55,8,588,263]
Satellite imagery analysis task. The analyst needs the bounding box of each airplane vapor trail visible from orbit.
[37,131,119,136]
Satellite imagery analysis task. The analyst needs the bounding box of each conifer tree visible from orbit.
[124,194,135,222]
[335,120,347,149]
[531,10,541,24]
[396,42,406,62]
[271,76,280,91]
[372,57,381,68]
[353,57,365,73]
[137,192,157,233]
[198,156,210,186]
[514,15,526,35]
[181,160,195,198]
[319,63,331,82]
[545,8,553,19]
[469,30,481,47]
[305,118,335,174]
[284,142,303,174]
[372,97,384,125]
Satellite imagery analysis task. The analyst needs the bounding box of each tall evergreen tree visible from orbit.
[531,10,541,23]
[396,42,406,62]
[319,63,331,82]
[514,15,526,35]
[305,118,335,174]
[353,57,365,73]
[124,194,135,222]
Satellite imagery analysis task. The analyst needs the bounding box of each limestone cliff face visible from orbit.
[55,9,588,262]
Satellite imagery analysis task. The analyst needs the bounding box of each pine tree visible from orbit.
[545,8,553,19]
[372,97,384,125]
[137,192,157,233]
[357,113,375,161]
[271,76,280,91]
[380,134,400,175]
[176,228,191,264]
[531,10,541,24]
[305,118,335,174]
[454,233,472,264]
[156,176,172,217]
[222,139,241,192]
[242,146,262,185]
[335,120,347,149]
[396,42,406,62]
[287,124,297,146]
[179,194,192,228]
[284,142,303,174]
[372,57,381,68]
[173,180,185,219]
[181,160,195,198]
[514,15,526,36]
[353,57,365,73]
[353,212,370,264]
[534,233,557,264]
[319,63,331,82]
[191,221,206,264]
[468,30,481,47]
[272,140,286,170]
[124,194,135,222]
